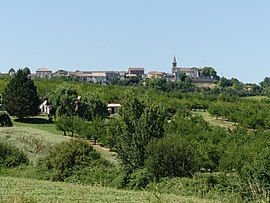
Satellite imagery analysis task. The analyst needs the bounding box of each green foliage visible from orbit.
[0,141,29,168]
[165,113,227,172]
[260,77,270,88]
[201,67,217,78]
[128,168,153,189]
[65,159,120,187]
[102,118,119,148]
[83,117,106,142]
[0,112,12,127]
[55,115,75,136]
[113,95,166,170]
[146,173,243,201]
[49,84,78,117]
[145,136,199,179]
[39,139,100,181]
[145,77,196,92]
[22,67,31,75]
[239,148,270,200]
[218,77,232,88]
[2,70,40,119]
[84,96,108,121]
[208,100,270,129]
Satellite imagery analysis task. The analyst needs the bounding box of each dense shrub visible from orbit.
[128,168,153,189]
[0,112,12,127]
[65,159,120,187]
[39,139,100,181]
[145,136,199,179]
[146,173,242,201]
[239,149,270,201]
[0,141,28,168]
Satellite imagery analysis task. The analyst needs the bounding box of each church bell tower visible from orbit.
[172,55,177,73]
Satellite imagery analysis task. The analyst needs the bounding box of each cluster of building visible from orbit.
[1,56,217,84]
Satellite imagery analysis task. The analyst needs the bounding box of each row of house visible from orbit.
[1,56,217,84]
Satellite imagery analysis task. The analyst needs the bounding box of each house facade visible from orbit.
[69,70,118,84]
[128,67,145,76]
[36,67,52,79]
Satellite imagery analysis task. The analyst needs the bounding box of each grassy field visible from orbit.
[0,176,218,203]
[193,111,235,129]
[12,115,61,136]
[243,96,269,101]
[0,126,67,164]
[0,119,119,166]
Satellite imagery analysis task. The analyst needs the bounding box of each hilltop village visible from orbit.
[0,56,219,84]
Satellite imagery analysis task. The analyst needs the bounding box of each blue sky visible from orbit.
[0,0,269,83]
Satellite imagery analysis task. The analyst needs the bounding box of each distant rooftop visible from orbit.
[36,67,51,72]
[128,67,145,70]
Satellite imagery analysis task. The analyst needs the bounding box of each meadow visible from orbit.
[0,176,214,203]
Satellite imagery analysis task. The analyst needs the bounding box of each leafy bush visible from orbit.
[39,139,100,181]
[0,141,28,168]
[0,112,12,127]
[146,173,242,201]
[145,135,199,179]
[239,149,270,201]
[128,168,153,189]
[65,159,120,187]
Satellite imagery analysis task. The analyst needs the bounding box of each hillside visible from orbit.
[0,126,67,164]
[0,124,118,166]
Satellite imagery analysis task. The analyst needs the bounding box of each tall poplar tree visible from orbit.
[2,69,40,119]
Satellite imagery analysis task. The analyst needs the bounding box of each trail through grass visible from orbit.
[193,111,235,129]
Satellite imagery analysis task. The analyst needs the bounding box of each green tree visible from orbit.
[201,67,217,78]
[113,95,166,170]
[85,96,108,121]
[2,70,40,119]
[260,77,270,88]
[49,85,78,117]
[84,117,106,144]
[22,67,31,75]
[145,135,199,179]
[218,77,231,88]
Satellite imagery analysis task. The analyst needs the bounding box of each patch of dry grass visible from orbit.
[193,111,235,129]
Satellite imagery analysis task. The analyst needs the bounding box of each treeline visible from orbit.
[208,99,270,129]
[100,95,270,201]
[1,73,270,201]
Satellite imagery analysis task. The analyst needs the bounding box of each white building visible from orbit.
[69,70,119,84]
[36,67,52,79]
[172,56,201,78]
[108,103,121,114]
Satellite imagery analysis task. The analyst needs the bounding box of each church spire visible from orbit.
[172,54,177,73]
[173,54,177,64]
